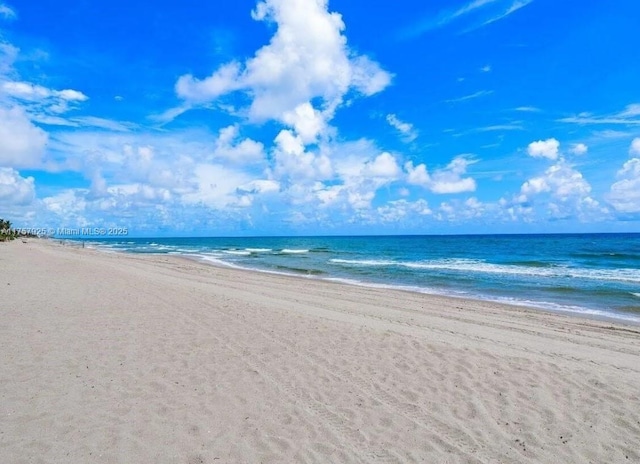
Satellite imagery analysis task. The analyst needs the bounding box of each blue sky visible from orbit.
[1,0,639,236]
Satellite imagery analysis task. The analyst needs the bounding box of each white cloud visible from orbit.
[2,81,88,102]
[480,65,492,72]
[430,157,477,194]
[376,199,431,223]
[476,123,523,132]
[176,0,391,128]
[570,143,588,155]
[56,89,88,102]
[558,103,640,126]
[481,0,534,27]
[514,106,540,112]
[405,155,477,194]
[590,130,631,140]
[349,55,392,96]
[541,164,590,199]
[237,179,280,195]
[517,160,597,221]
[235,179,280,207]
[402,0,501,37]
[183,163,253,208]
[107,183,172,203]
[2,81,49,99]
[405,161,430,186]
[364,152,401,179]
[213,125,265,164]
[0,3,16,20]
[0,41,18,74]
[386,114,418,142]
[0,79,89,126]
[454,0,499,19]
[282,102,328,144]
[520,176,549,196]
[527,138,559,160]
[608,158,640,214]
[0,168,35,205]
[445,90,493,103]
[619,104,640,118]
[434,197,490,222]
[0,106,48,167]
[294,143,403,211]
[43,190,87,218]
[175,62,242,103]
[630,138,640,156]
[272,129,332,182]
[70,116,135,131]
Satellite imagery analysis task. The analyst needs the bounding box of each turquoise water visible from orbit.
[84,234,640,323]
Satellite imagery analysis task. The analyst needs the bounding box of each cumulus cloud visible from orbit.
[175,0,391,128]
[527,138,559,160]
[183,163,254,208]
[434,197,490,222]
[175,62,241,103]
[630,137,640,156]
[0,106,48,167]
[608,157,640,214]
[108,183,172,203]
[570,143,588,155]
[364,152,401,179]
[609,169,640,212]
[296,144,404,211]
[521,138,595,208]
[282,102,328,144]
[520,162,591,201]
[213,125,266,164]
[0,167,35,205]
[376,199,431,223]
[405,155,477,194]
[516,159,601,221]
[272,129,333,183]
[386,114,418,142]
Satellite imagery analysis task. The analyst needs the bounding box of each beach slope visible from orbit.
[1,240,639,463]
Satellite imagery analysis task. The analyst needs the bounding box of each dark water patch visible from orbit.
[309,247,332,253]
[547,286,581,294]
[571,252,640,261]
[274,265,326,275]
[505,260,557,268]
[616,305,640,315]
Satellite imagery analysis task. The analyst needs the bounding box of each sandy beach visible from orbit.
[1,240,639,463]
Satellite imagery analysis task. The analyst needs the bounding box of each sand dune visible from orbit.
[1,240,639,463]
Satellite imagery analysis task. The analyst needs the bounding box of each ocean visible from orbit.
[81,234,640,323]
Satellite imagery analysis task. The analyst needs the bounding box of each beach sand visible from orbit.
[1,240,639,463]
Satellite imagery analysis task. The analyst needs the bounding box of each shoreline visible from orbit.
[182,253,640,327]
[70,237,640,327]
[3,239,640,463]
